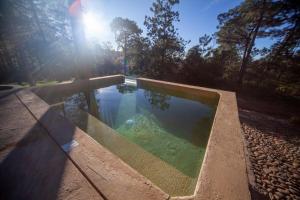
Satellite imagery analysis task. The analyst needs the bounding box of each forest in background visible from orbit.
[0,0,299,98]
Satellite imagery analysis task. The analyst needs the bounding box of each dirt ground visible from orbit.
[237,94,300,200]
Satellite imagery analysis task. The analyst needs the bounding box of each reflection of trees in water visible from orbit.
[65,92,88,110]
[190,116,212,147]
[65,89,100,119]
[144,90,171,111]
[117,84,137,94]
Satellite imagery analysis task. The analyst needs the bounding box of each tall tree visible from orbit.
[217,0,299,89]
[269,0,300,58]
[126,36,151,75]
[198,34,213,57]
[0,0,74,83]
[144,0,186,78]
[110,17,142,74]
[217,0,272,86]
[266,0,300,83]
[181,34,224,86]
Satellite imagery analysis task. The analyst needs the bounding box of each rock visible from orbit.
[286,181,292,186]
[273,160,280,166]
[277,183,287,190]
[242,120,300,199]
[288,186,299,194]
[277,188,289,195]
[257,154,266,160]
[270,179,277,185]
[292,173,300,179]
[262,179,271,185]
[254,151,259,156]
[284,163,293,169]
[269,193,274,200]
[263,168,271,174]
[256,178,262,184]
[273,191,283,199]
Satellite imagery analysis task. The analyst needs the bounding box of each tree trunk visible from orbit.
[237,0,266,87]
[123,34,128,75]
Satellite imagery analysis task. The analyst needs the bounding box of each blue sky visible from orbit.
[82,0,273,50]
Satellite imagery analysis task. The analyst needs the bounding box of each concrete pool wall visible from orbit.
[16,75,250,200]
[137,78,250,200]
[32,75,124,103]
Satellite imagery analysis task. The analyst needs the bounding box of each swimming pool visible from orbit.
[40,78,219,196]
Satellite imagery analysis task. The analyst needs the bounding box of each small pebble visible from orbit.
[241,121,300,199]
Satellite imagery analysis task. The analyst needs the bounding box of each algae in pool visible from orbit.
[50,83,218,196]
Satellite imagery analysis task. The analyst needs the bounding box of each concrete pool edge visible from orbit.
[137,78,251,200]
[31,74,125,98]
[16,75,250,200]
[16,75,169,200]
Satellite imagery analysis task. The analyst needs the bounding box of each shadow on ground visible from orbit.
[0,93,80,200]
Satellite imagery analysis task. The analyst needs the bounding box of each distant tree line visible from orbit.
[0,0,299,97]
[0,0,122,84]
[116,0,300,97]
[0,0,75,84]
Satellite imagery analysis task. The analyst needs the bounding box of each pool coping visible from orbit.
[16,75,250,200]
[137,78,250,200]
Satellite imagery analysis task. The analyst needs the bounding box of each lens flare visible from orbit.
[82,12,104,41]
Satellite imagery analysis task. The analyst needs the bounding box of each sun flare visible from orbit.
[82,12,105,40]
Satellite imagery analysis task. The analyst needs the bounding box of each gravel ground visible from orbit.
[239,109,300,200]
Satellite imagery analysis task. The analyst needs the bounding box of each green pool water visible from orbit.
[46,81,219,196]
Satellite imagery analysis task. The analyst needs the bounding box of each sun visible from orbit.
[82,12,104,41]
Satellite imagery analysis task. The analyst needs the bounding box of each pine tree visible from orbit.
[144,0,186,78]
[110,17,142,74]
[217,0,272,86]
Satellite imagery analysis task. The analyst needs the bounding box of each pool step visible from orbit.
[69,108,198,196]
